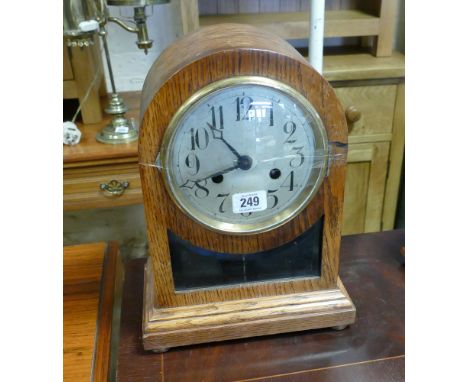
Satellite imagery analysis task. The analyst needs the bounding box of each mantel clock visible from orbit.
[139,24,355,352]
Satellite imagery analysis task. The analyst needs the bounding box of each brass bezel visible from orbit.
[159,76,328,235]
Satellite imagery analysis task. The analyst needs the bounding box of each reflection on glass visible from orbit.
[169,216,323,291]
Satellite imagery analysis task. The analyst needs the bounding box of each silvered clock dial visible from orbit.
[160,76,328,234]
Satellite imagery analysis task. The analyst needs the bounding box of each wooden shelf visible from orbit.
[323,51,405,82]
[200,10,380,40]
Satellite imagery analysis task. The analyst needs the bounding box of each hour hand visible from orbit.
[206,122,242,160]
[206,122,224,140]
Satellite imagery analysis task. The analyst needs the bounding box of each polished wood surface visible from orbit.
[64,162,142,211]
[117,230,405,381]
[139,23,348,307]
[143,269,355,352]
[63,242,121,382]
[140,23,353,350]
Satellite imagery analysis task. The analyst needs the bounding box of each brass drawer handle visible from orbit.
[345,106,361,132]
[100,180,129,196]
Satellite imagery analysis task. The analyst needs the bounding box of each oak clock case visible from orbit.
[139,24,355,352]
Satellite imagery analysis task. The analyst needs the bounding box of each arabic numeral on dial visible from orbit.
[184,152,200,175]
[180,179,210,199]
[190,127,209,150]
[217,193,230,213]
[210,106,224,129]
[280,171,296,191]
[283,121,297,143]
[194,181,209,198]
[236,96,253,121]
[267,190,279,209]
[290,146,305,168]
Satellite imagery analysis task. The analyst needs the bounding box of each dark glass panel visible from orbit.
[169,216,323,291]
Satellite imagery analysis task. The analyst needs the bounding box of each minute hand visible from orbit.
[193,164,240,183]
[206,122,242,160]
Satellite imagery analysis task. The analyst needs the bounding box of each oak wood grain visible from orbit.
[143,264,355,351]
[139,24,348,311]
[63,242,121,382]
[64,162,142,211]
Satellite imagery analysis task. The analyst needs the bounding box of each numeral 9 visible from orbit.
[185,152,200,175]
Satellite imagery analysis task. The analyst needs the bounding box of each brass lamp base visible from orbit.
[96,93,139,144]
[96,115,138,144]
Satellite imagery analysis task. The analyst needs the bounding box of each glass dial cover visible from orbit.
[160,77,328,234]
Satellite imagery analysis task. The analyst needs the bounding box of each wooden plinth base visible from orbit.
[142,260,356,352]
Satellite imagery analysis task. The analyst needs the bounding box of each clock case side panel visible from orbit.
[139,29,348,307]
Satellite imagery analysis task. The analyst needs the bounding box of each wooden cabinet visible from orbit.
[336,85,396,138]
[64,92,140,211]
[331,78,404,234]
[63,53,404,235]
[64,162,142,210]
[343,142,390,235]
[322,53,405,234]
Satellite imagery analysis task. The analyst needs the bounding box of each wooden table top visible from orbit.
[63,242,121,382]
[116,229,405,382]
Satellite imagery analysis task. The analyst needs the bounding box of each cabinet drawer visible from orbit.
[64,163,142,211]
[334,85,397,140]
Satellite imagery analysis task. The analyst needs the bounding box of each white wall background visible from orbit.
[103,2,182,92]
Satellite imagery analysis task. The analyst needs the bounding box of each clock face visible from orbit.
[160,77,328,234]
